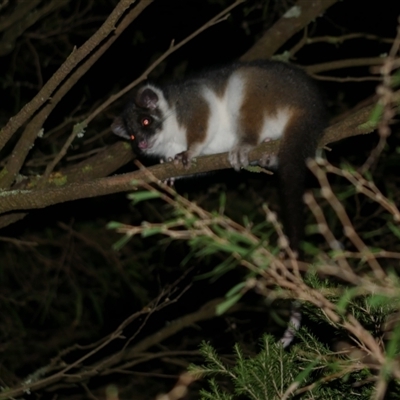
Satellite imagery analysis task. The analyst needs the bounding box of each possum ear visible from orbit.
[111,116,130,139]
[137,88,159,110]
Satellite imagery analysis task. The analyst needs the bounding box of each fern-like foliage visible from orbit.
[191,335,313,399]
[189,325,400,399]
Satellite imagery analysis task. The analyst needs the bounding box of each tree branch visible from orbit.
[0,0,145,153]
[0,0,153,189]
[0,0,69,56]
[306,57,386,74]
[240,0,338,61]
[0,103,378,219]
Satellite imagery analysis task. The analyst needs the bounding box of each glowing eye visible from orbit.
[130,134,135,140]
[141,117,152,127]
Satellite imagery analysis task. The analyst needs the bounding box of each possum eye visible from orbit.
[140,116,152,127]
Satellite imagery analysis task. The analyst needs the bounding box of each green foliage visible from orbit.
[190,325,400,399]
[216,291,243,315]
[105,173,400,397]
[191,336,303,399]
[191,332,368,399]
[111,232,133,251]
[127,190,161,204]
[369,102,385,127]
[187,276,400,398]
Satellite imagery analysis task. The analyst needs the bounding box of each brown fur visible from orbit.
[167,89,210,151]
[213,77,229,99]
[237,70,265,146]
[183,97,210,151]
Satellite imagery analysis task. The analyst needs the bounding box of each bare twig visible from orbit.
[308,158,387,280]
[0,236,37,246]
[0,279,191,398]
[0,0,149,152]
[360,24,400,173]
[311,75,381,82]
[306,57,386,74]
[108,170,396,378]
[84,0,246,125]
[292,33,395,57]
[156,372,199,400]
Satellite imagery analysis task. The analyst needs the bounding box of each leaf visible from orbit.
[225,282,246,297]
[368,102,384,126]
[336,287,359,314]
[386,319,400,359]
[293,358,319,383]
[216,293,242,315]
[302,239,321,255]
[392,69,400,87]
[243,165,264,173]
[388,222,400,240]
[112,235,132,251]
[141,226,163,237]
[127,191,161,204]
[336,186,356,201]
[106,221,124,229]
[195,256,237,281]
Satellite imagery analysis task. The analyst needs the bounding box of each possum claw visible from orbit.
[228,144,252,171]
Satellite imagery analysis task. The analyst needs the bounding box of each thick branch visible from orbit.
[240,0,338,61]
[0,104,377,218]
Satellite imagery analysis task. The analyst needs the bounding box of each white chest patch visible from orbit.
[143,87,187,159]
[149,111,187,159]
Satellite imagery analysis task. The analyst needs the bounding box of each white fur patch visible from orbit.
[256,110,291,168]
[259,109,291,142]
[200,74,291,156]
[200,72,245,155]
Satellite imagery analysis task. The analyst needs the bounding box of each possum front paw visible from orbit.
[228,144,253,171]
[174,151,193,168]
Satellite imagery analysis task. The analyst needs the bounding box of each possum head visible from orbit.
[111,87,164,152]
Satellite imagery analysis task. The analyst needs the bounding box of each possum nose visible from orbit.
[138,140,149,149]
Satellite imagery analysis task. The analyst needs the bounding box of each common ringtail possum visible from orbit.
[111,60,327,252]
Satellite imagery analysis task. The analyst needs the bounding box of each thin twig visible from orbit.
[39,0,244,181]
[83,0,245,125]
